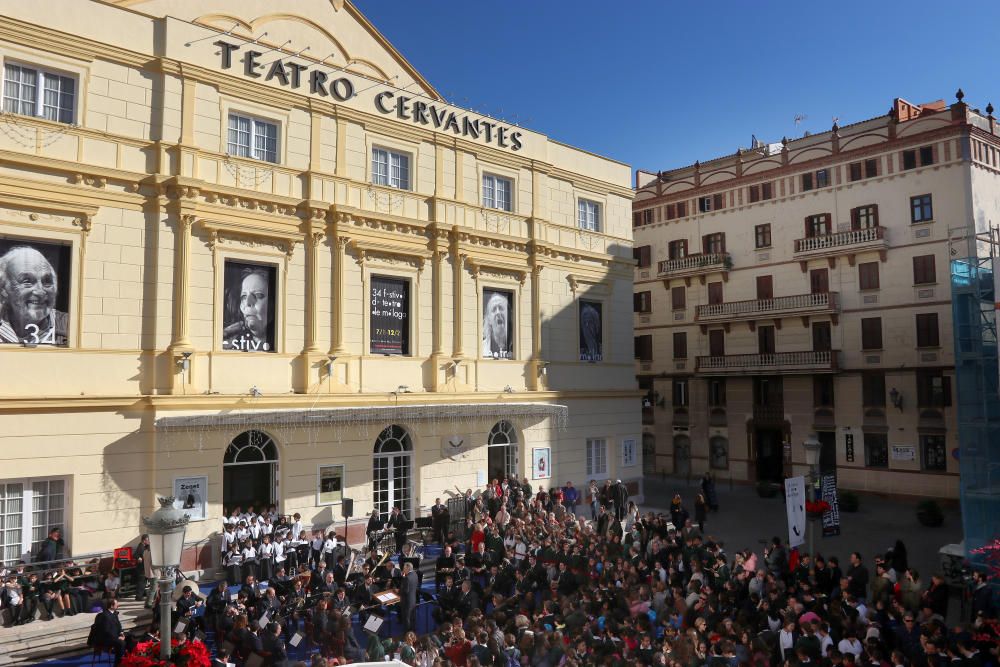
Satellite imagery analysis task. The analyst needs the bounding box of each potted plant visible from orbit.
[839,490,860,513]
[916,499,944,527]
[121,638,211,667]
[756,481,778,498]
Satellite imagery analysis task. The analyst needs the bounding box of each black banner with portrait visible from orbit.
[482,288,514,359]
[370,275,409,355]
[221,260,277,352]
[579,300,603,362]
[0,237,72,346]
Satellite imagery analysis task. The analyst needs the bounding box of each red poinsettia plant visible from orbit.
[121,638,211,667]
[805,500,831,515]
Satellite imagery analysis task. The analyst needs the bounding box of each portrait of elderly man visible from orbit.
[579,300,602,361]
[0,244,69,346]
[482,289,513,359]
[222,263,275,352]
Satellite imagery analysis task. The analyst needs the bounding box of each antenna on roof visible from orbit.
[794,114,808,127]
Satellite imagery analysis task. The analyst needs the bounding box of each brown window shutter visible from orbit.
[850,207,860,231]
[756,275,774,300]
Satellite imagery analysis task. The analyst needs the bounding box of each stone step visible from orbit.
[0,599,152,666]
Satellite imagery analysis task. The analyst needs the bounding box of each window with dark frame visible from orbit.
[758,325,776,354]
[862,372,886,407]
[861,317,883,350]
[919,145,935,166]
[671,286,686,310]
[913,255,936,284]
[708,282,723,306]
[805,213,831,238]
[921,434,946,471]
[749,185,760,203]
[708,329,725,357]
[702,232,725,254]
[672,378,689,407]
[633,291,652,313]
[708,379,726,407]
[902,149,917,170]
[673,332,687,359]
[916,313,940,348]
[851,204,878,230]
[801,172,814,191]
[917,370,951,408]
[676,201,687,217]
[911,194,933,223]
[756,275,774,300]
[699,196,712,213]
[666,204,676,220]
[634,335,653,361]
[755,223,772,248]
[849,162,862,182]
[713,193,724,210]
[864,433,889,468]
[816,169,829,188]
[811,321,832,352]
[813,376,835,407]
[762,182,773,199]
[858,262,880,290]
[633,245,651,268]
[668,239,688,260]
[865,159,878,178]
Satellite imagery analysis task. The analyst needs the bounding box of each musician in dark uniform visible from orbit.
[435,545,456,592]
[431,497,450,545]
[386,505,407,554]
[365,511,383,553]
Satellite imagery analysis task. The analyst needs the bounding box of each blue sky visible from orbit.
[355,0,1000,176]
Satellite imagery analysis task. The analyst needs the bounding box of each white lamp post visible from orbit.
[802,433,822,564]
[142,497,190,660]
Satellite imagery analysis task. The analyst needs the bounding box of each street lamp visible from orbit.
[802,434,822,563]
[142,497,190,660]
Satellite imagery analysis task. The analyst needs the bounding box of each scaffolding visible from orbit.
[950,225,1000,556]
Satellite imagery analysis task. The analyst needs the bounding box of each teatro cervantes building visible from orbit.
[0,0,638,566]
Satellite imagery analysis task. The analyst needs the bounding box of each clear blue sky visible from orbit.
[355,0,1000,176]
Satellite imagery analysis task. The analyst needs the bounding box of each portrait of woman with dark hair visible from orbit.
[579,300,602,362]
[222,262,276,352]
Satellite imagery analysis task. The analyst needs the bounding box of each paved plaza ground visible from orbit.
[641,475,964,586]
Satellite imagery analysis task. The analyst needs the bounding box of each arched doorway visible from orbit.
[487,421,518,481]
[373,425,413,519]
[223,430,278,512]
[673,434,691,478]
[642,433,656,475]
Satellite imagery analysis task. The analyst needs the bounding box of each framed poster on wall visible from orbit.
[579,300,603,362]
[317,465,344,505]
[532,447,551,480]
[482,288,514,359]
[370,276,409,355]
[221,260,277,352]
[0,237,72,346]
[621,438,637,468]
[173,476,207,521]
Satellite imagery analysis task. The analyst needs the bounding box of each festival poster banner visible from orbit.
[820,473,842,537]
[221,260,277,352]
[482,288,514,359]
[532,447,551,480]
[784,475,806,549]
[173,476,207,521]
[579,300,603,362]
[370,276,409,355]
[0,237,72,346]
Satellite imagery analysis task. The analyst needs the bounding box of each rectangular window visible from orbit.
[864,433,889,468]
[810,268,829,294]
[2,63,75,123]
[676,201,687,218]
[756,275,774,300]
[758,325,776,354]
[702,232,725,254]
[668,239,688,260]
[633,291,652,313]
[805,214,831,238]
[673,332,687,359]
[761,182,773,199]
[851,204,879,230]
[749,185,761,203]
[671,286,686,310]
[698,196,712,213]
[371,147,410,189]
[713,193,724,210]
[482,173,513,211]
[633,245,651,268]
[861,317,883,350]
[708,379,726,407]
[812,321,832,352]
[708,329,725,357]
[621,438,637,468]
[921,435,947,471]
[862,372,886,407]
[0,478,67,564]
[917,370,951,408]
[813,376,835,407]
[755,223,772,248]
[370,276,410,355]
[849,162,862,182]
[708,282,723,305]
[578,199,601,232]
[227,113,279,163]
[902,149,917,170]
[919,145,935,166]
[634,334,653,361]
[859,262,880,290]
[913,255,937,284]
[910,194,933,223]
[865,158,878,178]
[816,169,829,188]
[586,438,608,477]
[802,172,814,191]
[672,378,689,407]
[916,313,940,348]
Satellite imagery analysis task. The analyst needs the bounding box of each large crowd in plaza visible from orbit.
[2,474,998,667]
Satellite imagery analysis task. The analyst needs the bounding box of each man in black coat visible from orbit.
[399,561,419,632]
[386,506,407,554]
[89,599,126,665]
[611,479,629,521]
[261,622,288,666]
[431,497,450,545]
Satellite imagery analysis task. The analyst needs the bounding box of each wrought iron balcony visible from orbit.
[696,292,839,323]
[695,350,839,375]
[793,226,887,258]
[658,252,731,281]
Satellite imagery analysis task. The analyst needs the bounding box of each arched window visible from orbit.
[373,425,412,519]
[224,430,278,464]
[487,420,518,481]
[223,430,278,513]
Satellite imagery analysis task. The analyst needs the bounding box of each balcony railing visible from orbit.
[658,252,731,278]
[696,350,839,375]
[794,226,886,254]
[696,291,839,322]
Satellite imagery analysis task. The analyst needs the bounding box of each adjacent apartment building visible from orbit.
[633,93,1000,498]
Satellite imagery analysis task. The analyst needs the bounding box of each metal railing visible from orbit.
[794,226,885,253]
[696,292,838,320]
[658,252,730,274]
[696,350,838,373]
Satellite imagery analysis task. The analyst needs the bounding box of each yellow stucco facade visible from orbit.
[0,0,638,565]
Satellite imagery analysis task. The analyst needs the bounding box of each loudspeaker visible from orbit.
[341,498,354,519]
